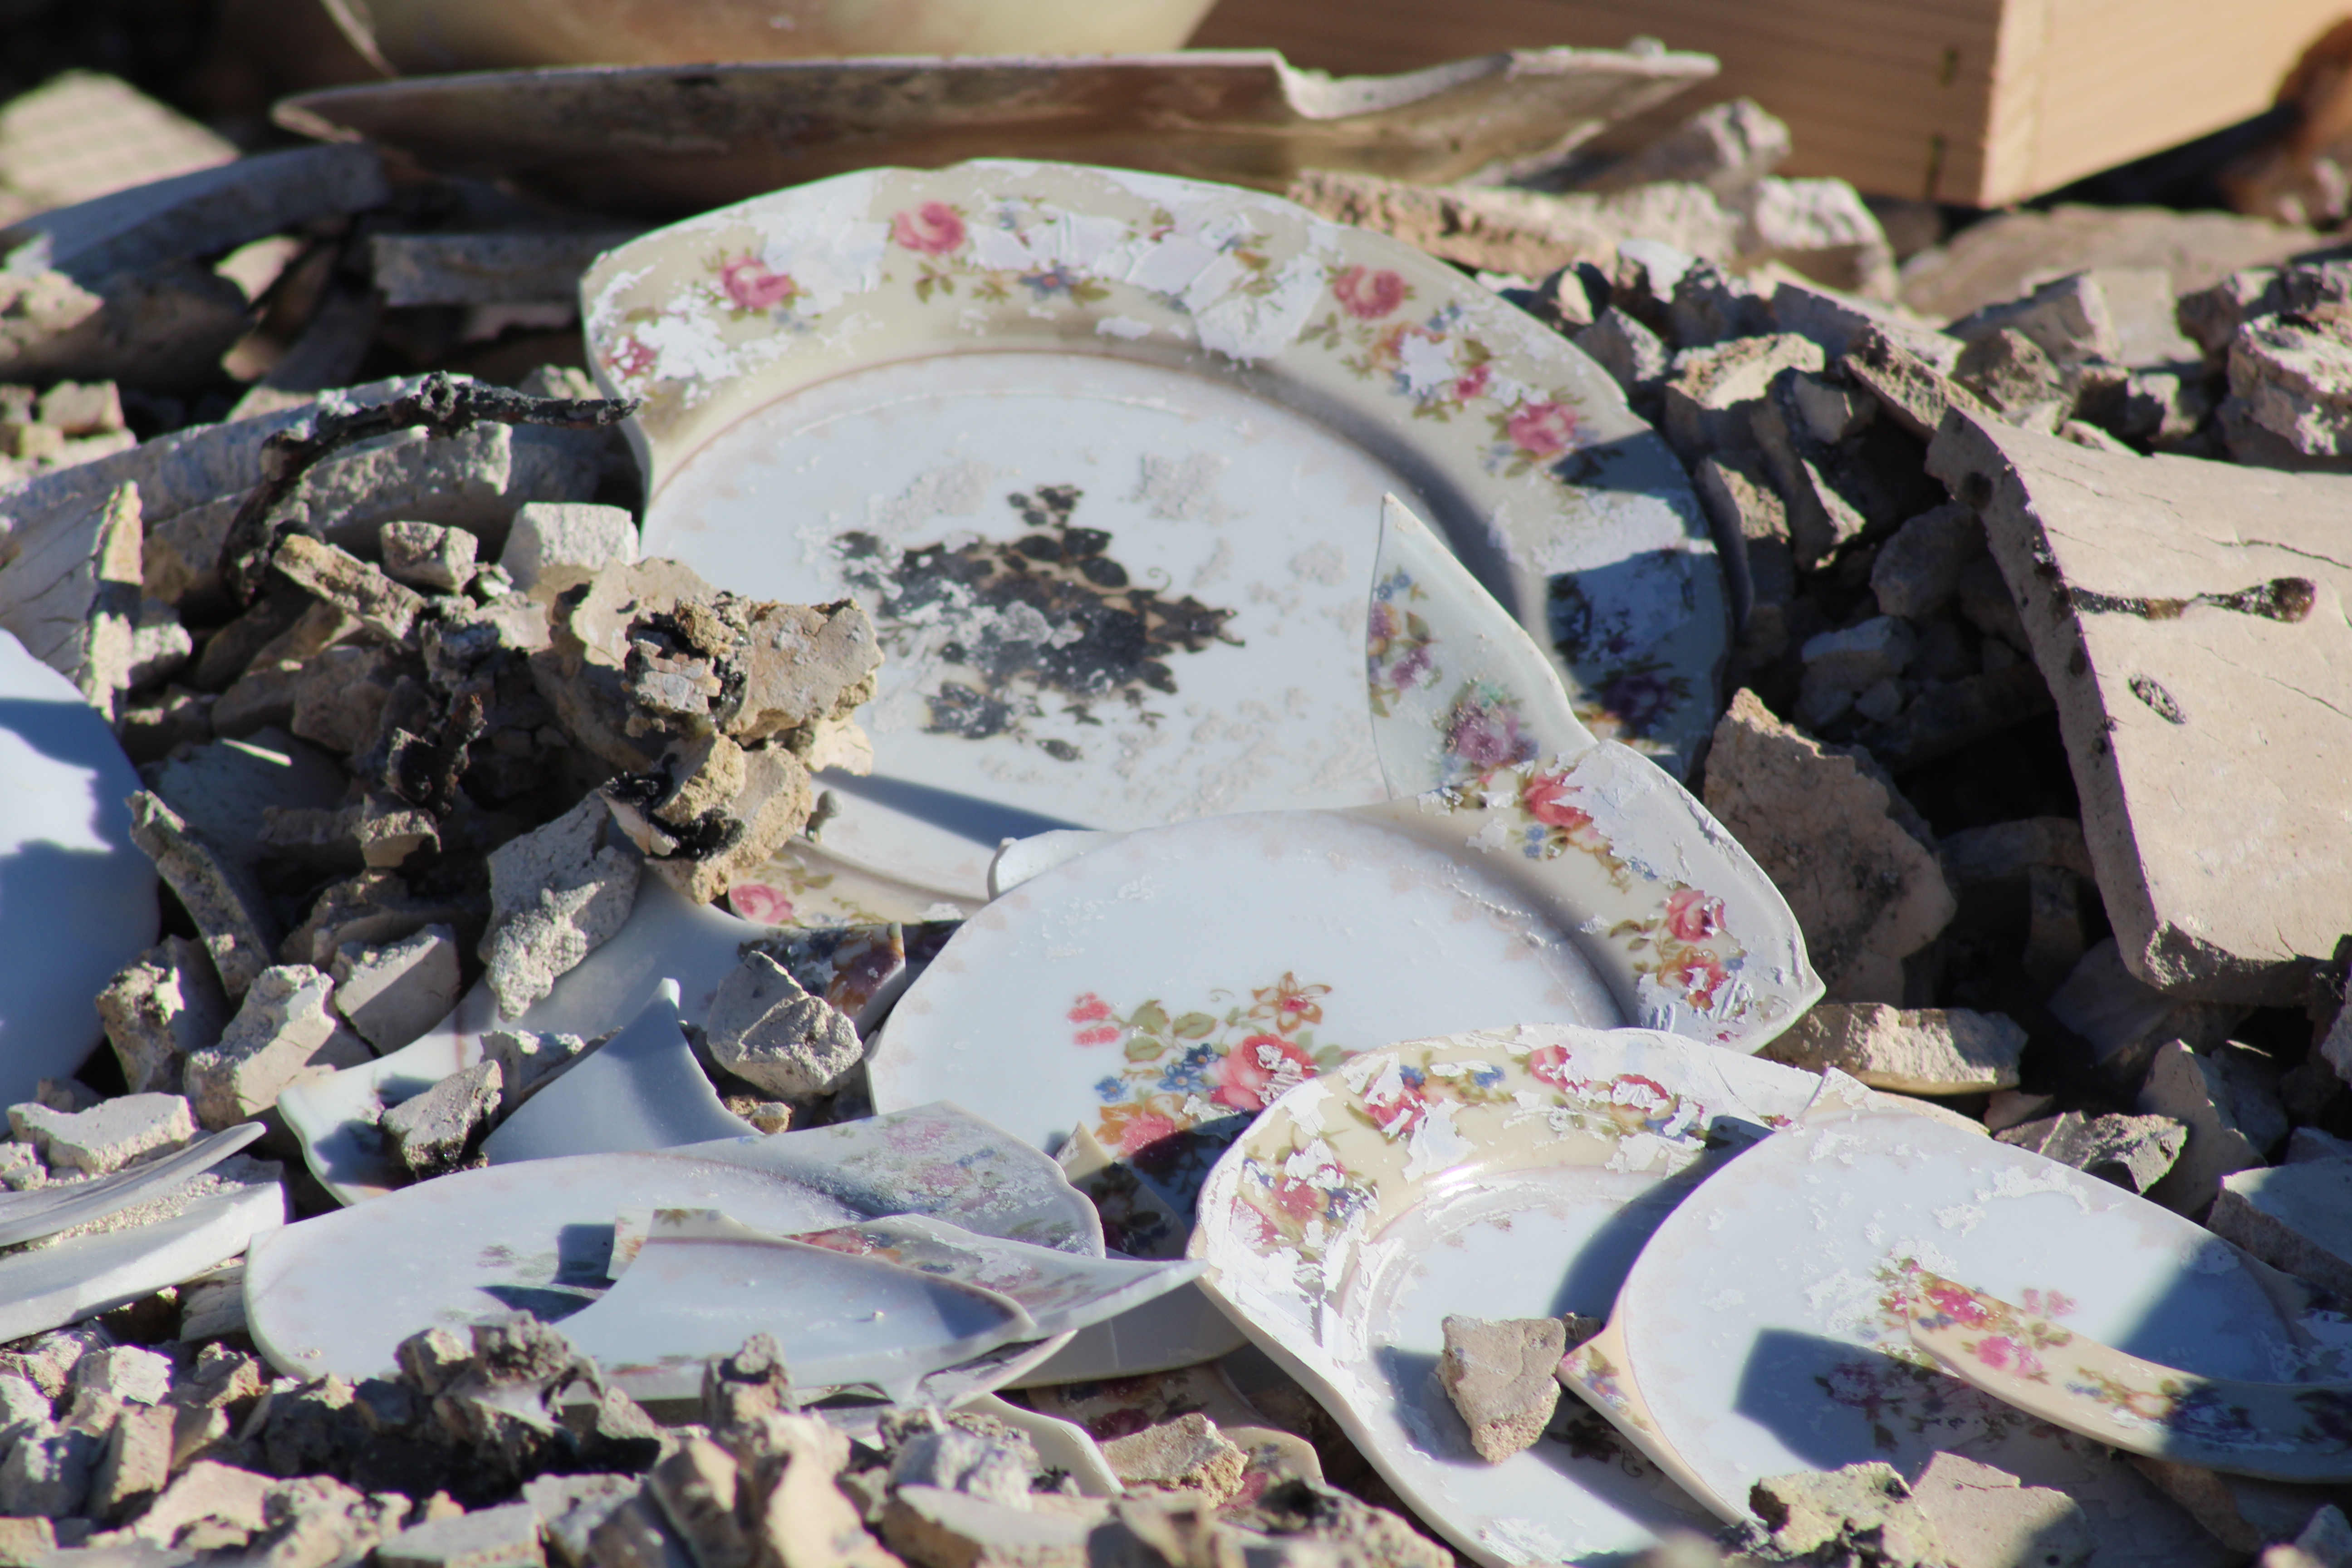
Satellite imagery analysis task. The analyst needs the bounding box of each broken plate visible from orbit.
[585,159,1723,906]
[0,1123,263,1248]
[1190,1027,1825,1568]
[279,48,1712,216]
[281,875,911,1202]
[245,1103,1106,1404]
[480,981,755,1165]
[1556,1099,2350,1559]
[0,628,158,1109]
[0,1159,284,1343]
[1906,1271,2352,1484]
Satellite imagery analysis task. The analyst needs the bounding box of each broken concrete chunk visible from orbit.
[1927,413,2352,1004]
[1098,1412,1248,1502]
[2048,937,2248,1087]
[7,1093,194,1175]
[645,1437,751,1568]
[1906,1453,2093,1568]
[1762,1005,2024,1094]
[88,1401,173,1521]
[2229,318,2352,461]
[1660,333,1823,461]
[1742,1462,1944,1565]
[96,936,227,1095]
[1437,1315,1564,1464]
[271,533,426,645]
[1994,1111,2186,1195]
[124,791,278,1000]
[610,745,815,908]
[480,793,643,1019]
[379,1501,545,1568]
[1703,690,1955,1004]
[1736,178,1896,298]
[0,479,141,717]
[281,869,480,970]
[1842,325,2000,443]
[2137,1039,2268,1218]
[882,1485,1097,1568]
[2208,1162,2352,1298]
[481,1030,586,1112]
[1870,502,1986,620]
[183,964,374,1129]
[0,1424,99,1519]
[0,1145,44,1192]
[891,1425,1034,1509]
[379,521,480,595]
[501,504,639,602]
[704,954,865,1099]
[143,727,347,859]
[1587,98,1790,199]
[260,791,441,874]
[524,1473,638,1568]
[331,925,462,1053]
[381,1061,502,1181]
[1948,271,2123,368]
[1573,307,1670,399]
[1796,616,1915,726]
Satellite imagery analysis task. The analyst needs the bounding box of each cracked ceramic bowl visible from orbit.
[584,159,1723,911]
[1555,1092,2352,1566]
[1187,1027,1828,1567]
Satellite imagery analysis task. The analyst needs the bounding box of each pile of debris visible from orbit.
[0,47,2350,1568]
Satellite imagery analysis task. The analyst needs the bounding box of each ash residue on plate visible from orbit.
[838,484,1241,761]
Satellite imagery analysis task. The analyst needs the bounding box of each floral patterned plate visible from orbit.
[1905,1271,2352,1483]
[1187,1027,1828,1567]
[1556,1096,2347,1564]
[585,159,1721,909]
[246,1103,1103,1412]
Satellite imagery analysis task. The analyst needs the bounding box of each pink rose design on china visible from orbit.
[1113,1110,1179,1156]
[1663,950,1731,1009]
[726,883,794,924]
[1211,1034,1316,1112]
[892,202,967,256]
[608,337,657,380]
[1451,362,1492,402]
[1505,399,1580,457]
[1520,770,1593,831]
[1332,265,1408,320]
[1068,993,1121,1047]
[720,257,797,312]
[1664,888,1723,942]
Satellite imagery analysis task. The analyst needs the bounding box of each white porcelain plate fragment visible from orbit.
[1560,1102,2343,1566]
[587,159,1723,907]
[1190,1027,1829,1567]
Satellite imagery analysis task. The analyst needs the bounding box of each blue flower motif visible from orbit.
[1093,1076,1124,1104]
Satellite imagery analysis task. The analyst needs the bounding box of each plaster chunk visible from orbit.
[1764,1004,2024,1093]
[1871,502,1986,620]
[2137,1039,2267,1217]
[380,1501,546,1568]
[1661,333,1824,461]
[7,1093,195,1175]
[183,964,374,1128]
[382,1061,502,1181]
[500,503,638,602]
[891,1426,1033,1509]
[1926,414,2352,1004]
[1097,1412,1247,1502]
[882,1486,1097,1568]
[1842,326,2000,443]
[96,936,227,1094]
[1994,1111,2186,1195]
[88,1401,173,1521]
[143,728,345,860]
[1703,689,1955,1003]
[2208,1162,2352,1298]
[705,955,864,1099]
[271,532,426,645]
[1906,1453,2092,1568]
[588,1494,694,1568]
[1437,1316,1564,1464]
[331,925,462,1053]
[523,1474,637,1568]
[378,520,480,594]
[480,794,642,1019]
[1744,1463,1944,1566]
[124,791,278,1000]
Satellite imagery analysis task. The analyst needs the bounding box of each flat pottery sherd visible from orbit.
[480,980,755,1165]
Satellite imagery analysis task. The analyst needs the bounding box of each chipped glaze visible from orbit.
[583,161,1723,908]
[1188,1027,1826,1567]
[1556,1103,2352,1561]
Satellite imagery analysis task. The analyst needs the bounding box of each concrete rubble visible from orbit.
[1436,1316,1565,1464]
[1760,1004,2025,1094]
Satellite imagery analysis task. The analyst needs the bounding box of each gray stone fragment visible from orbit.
[587,1493,693,1568]
[1585,98,1790,199]
[331,925,462,1053]
[124,792,278,1000]
[1743,1463,1943,1565]
[1952,327,2068,419]
[378,520,480,594]
[96,936,228,1094]
[704,955,864,1099]
[88,1400,172,1521]
[1906,1452,2092,1568]
[1097,1412,1247,1502]
[890,1425,1034,1508]
[279,869,478,970]
[142,729,346,861]
[2138,1040,2268,1217]
[2208,1162,2352,1297]
[378,1500,545,1568]
[1764,1004,2025,1094]
[1660,333,1823,460]
[524,1475,637,1568]
[70,1345,171,1407]
[644,1437,749,1568]
[0,1423,98,1518]
[1572,307,1668,399]
[1774,279,1960,367]
[1735,177,1896,298]
[2229,318,2352,459]
[1948,272,2123,367]
[481,1030,586,1112]
[0,478,141,716]
[499,503,637,602]
[1842,325,1999,442]
[1438,1315,1563,1464]
[381,1061,502,1181]
[271,534,425,645]
[1694,449,1796,652]
[260,791,440,874]
[8,1093,195,1175]
[183,964,373,1129]
[2049,940,2247,1082]
[479,795,642,1019]
[2289,1127,2352,1165]
[1870,502,1985,620]
[1797,616,1916,727]
[880,1486,1093,1568]
[1994,1111,2186,1194]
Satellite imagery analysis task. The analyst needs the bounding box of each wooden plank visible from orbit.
[1191,0,2337,206]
